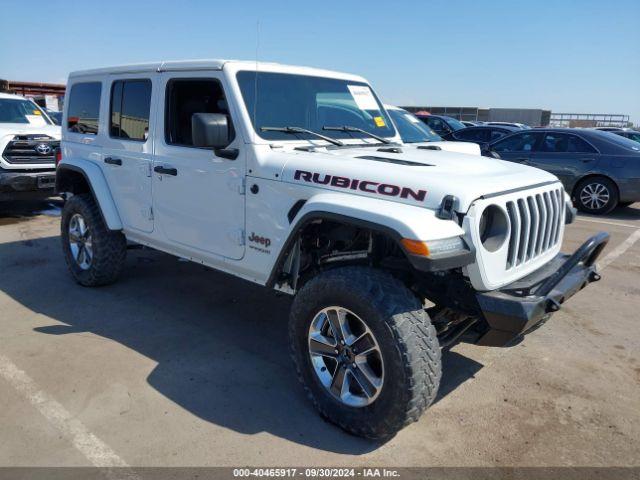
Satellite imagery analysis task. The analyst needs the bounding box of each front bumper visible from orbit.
[475,232,609,346]
[0,168,56,199]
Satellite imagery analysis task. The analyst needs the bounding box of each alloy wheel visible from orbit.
[308,307,384,407]
[68,213,93,270]
[580,182,610,210]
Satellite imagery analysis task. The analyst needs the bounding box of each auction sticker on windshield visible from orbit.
[347,85,379,110]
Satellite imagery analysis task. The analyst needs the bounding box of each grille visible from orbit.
[2,135,59,165]
[504,187,564,269]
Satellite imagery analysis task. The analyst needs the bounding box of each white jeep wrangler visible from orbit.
[56,60,609,439]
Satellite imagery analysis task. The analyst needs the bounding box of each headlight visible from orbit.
[479,205,509,252]
[401,236,466,257]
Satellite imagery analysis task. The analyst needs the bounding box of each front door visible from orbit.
[152,73,245,260]
[101,77,154,233]
[490,131,544,165]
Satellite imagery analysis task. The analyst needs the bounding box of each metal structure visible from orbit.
[401,106,552,127]
[549,113,630,128]
[0,79,66,111]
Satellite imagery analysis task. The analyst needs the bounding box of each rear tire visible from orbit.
[289,266,441,439]
[61,193,127,286]
[574,176,618,215]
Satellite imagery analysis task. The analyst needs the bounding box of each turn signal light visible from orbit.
[401,239,430,256]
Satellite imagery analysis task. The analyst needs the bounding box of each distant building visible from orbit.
[0,79,66,111]
[548,113,631,128]
[401,106,551,127]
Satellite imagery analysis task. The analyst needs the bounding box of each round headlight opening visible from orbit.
[479,205,509,252]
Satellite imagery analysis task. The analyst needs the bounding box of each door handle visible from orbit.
[104,157,122,166]
[581,158,595,163]
[154,165,178,176]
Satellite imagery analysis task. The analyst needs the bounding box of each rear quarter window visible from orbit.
[67,82,102,135]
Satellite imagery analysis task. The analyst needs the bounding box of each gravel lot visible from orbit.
[0,199,639,467]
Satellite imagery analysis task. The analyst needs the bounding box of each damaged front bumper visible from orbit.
[475,232,609,347]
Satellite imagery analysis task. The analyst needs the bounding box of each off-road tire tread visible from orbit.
[290,266,441,439]
[61,193,126,286]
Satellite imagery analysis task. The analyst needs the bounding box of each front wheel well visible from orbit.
[269,215,412,292]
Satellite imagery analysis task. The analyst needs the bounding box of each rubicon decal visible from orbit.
[294,170,427,202]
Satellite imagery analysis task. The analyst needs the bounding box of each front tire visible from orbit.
[289,266,441,439]
[61,193,127,286]
[575,176,619,214]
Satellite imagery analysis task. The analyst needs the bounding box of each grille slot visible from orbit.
[2,135,59,165]
[505,188,564,269]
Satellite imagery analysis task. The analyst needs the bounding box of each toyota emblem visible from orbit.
[35,143,52,155]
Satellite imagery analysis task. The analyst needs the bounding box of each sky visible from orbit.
[2,0,639,124]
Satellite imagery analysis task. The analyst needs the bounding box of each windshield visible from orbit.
[387,108,442,143]
[444,116,466,131]
[0,98,52,125]
[236,71,396,142]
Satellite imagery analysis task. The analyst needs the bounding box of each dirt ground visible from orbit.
[0,199,638,467]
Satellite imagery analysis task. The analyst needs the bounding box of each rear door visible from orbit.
[489,131,544,164]
[100,77,154,233]
[528,132,599,189]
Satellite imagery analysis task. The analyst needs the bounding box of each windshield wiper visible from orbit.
[322,125,392,144]
[260,126,344,146]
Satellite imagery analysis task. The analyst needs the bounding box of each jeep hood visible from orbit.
[407,141,481,155]
[278,145,560,213]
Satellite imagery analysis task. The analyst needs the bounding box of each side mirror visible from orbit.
[483,148,501,159]
[192,113,230,149]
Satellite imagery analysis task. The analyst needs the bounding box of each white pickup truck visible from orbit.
[0,92,60,200]
[56,60,608,439]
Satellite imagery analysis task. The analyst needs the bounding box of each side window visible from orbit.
[492,132,542,152]
[110,79,152,141]
[67,82,102,134]
[490,129,507,141]
[456,128,487,142]
[165,78,234,147]
[540,133,568,152]
[425,117,445,133]
[567,135,597,153]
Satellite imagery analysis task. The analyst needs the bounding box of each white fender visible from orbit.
[57,158,123,230]
[291,192,464,242]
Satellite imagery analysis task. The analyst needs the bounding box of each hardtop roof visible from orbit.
[67,59,368,83]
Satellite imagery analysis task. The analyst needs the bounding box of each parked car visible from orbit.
[444,125,520,148]
[614,130,640,143]
[593,126,624,132]
[413,113,466,137]
[45,109,63,126]
[56,59,608,439]
[385,105,480,155]
[0,92,60,201]
[484,128,640,214]
[485,121,531,129]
